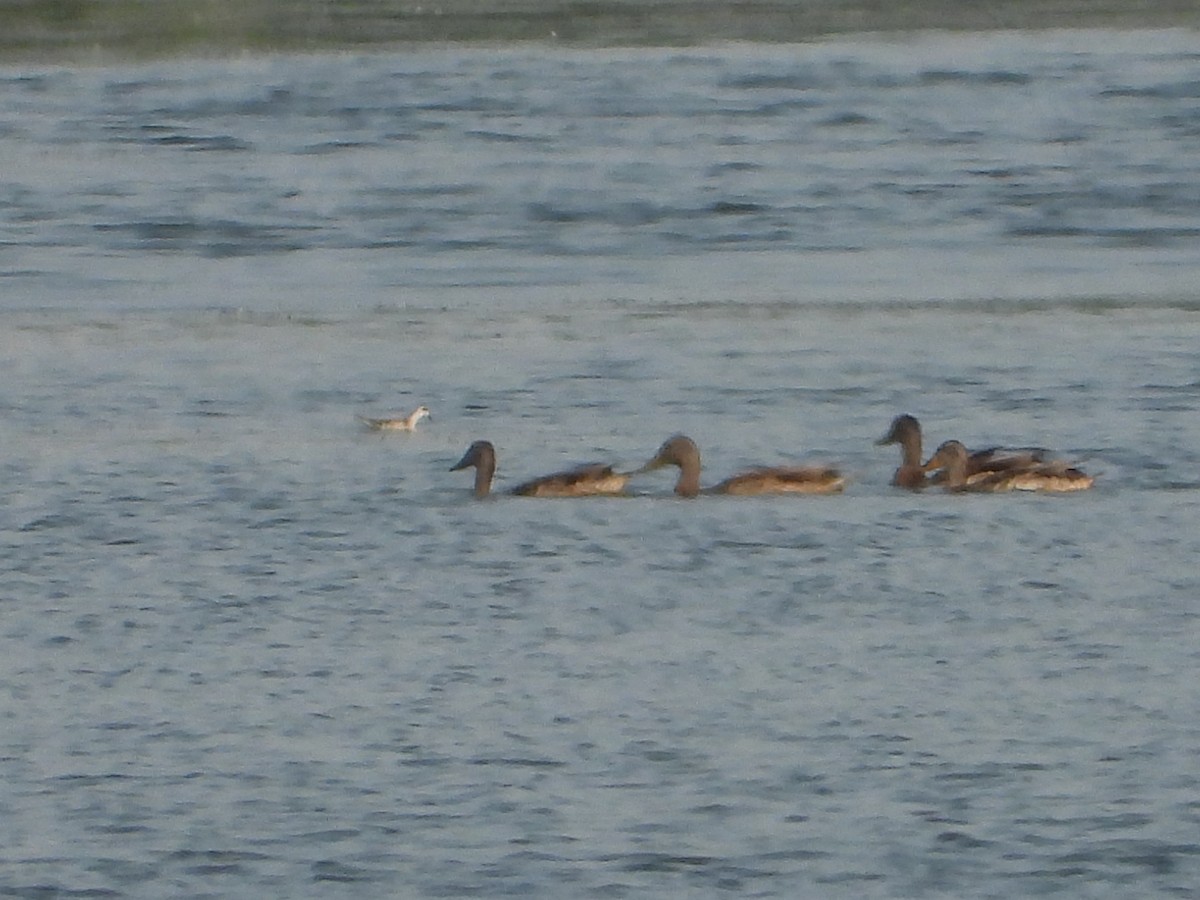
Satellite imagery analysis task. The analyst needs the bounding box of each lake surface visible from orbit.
[2,27,1200,899]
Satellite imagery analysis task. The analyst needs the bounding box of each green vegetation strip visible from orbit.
[1,0,1198,61]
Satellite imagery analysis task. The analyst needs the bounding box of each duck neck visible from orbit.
[941,454,969,489]
[899,429,922,468]
[473,452,495,499]
[674,449,702,498]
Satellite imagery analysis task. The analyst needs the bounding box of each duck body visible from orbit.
[359,405,431,432]
[639,434,844,498]
[923,439,1093,493]
[511,464,629,498]
[715,466,846,496]
[877,414,1049,489]
[451,440,629,499]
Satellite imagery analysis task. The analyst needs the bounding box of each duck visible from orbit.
[358,405,431,432]
[922,439,1094,493]
[876,414,1049,489]
[636,434,845,498]
[875,414,929,489]
[450,440,630,499]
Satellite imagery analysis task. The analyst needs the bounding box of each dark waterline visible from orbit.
[3,0,1200,62]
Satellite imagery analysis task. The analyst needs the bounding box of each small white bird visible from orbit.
[358,405,431,432]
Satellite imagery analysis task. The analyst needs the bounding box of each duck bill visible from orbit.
[874,433,895,446]
[920,456,944,473]
[627,457,667,477]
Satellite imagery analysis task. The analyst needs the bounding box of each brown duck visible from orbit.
[450,440,629,499]
[636,434,844,498]
[922,439,1094,493]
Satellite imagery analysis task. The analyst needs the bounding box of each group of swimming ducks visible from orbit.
[360,406,1095,499]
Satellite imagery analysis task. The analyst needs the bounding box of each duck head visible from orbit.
[922,439,970,486]
[876,414,921,449]
[451,440,496,498]
[636,434,702,497]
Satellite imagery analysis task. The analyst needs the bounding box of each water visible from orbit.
[2,27,1200,899]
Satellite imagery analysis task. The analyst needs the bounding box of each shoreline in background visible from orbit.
[2,0,1199,62]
